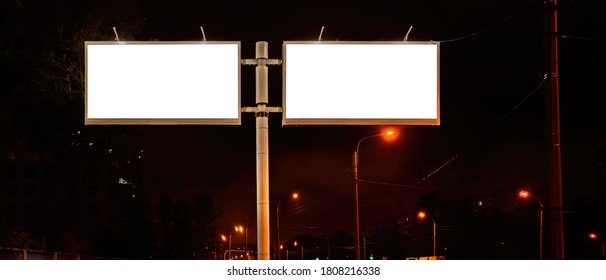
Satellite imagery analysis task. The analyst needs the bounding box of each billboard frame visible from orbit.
[282,41,440,126]
[85,41,241,125]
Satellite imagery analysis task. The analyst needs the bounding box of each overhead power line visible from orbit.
[416,75,548,185]
[359,179,432,190]
[438,15,513,43]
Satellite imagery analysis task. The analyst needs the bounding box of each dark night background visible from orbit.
[1,0,605,260]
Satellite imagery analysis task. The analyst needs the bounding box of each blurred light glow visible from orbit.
[417,211,427,219]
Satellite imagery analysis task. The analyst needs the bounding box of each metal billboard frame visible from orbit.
[85,41,241,125]
[282,41,440,126]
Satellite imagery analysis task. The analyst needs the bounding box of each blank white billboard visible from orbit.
[85,42,240,125]
[283,42,439,125]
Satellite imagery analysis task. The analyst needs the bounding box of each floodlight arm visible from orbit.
[355,134,384,161]
[353,133,384,260]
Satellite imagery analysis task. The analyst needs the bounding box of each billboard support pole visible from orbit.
[242,42,282,260]
[255,41,270,261]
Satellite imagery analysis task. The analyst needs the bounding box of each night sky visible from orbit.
[2,0,606,259]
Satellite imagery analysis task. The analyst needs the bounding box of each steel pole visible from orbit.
[255,41,270,260]
[539,202,544,260]
[245,224,248,259]
[353,151,361,260]
[433,220,437,257]
[276,202,281,260]
[363,235,366,260]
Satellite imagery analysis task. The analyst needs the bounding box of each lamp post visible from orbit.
[589,233,605,258]
[519,189,543,260]
[353,130,395,260]
[276,192,299,260]
[221,233,232,260]
[417,211,437,256]
[235,225,248,259]
[293,240,304,260]
[278,243,291,260]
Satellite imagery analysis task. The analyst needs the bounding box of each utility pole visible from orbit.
[545,0,565,260]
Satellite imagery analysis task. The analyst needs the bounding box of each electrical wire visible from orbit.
[438,15,513,43]
[416,75,548,185]
[359,179,432,190]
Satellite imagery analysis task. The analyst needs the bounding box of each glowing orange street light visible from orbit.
[589,232,605,258]
[353,130,399,259]
[235,225,249,259]
[277,192,300,260]
[417,211,427,219]
[417,211,436,256]
[220,233,233,260]
[518,189,543,260]
[293,241,304,260]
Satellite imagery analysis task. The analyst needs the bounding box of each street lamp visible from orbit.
[589,232,605,258]
[417,211,437,256]
[518,189,543,260]
[276,192,299,260]
[220,233,232,260]
[353,129,396,260]
[279,243,289,260]
[235,224,248,259]
[293,240,304,260]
